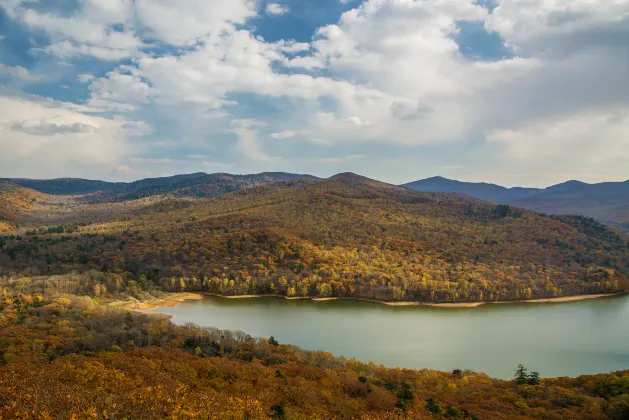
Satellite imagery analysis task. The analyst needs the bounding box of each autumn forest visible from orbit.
[1,173,629,418]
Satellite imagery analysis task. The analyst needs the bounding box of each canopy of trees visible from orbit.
[1,276,628,419]
[1,177,627,303]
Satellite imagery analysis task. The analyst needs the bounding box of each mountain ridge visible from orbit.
[3,171,629,232]
[402,176,629,232]
[2,172,628,304]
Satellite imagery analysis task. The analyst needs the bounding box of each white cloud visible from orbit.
[77,73,96,83]
[18,7,142,60]
[269,130,295,139]
[485,0,629,55]
[0,64,29,79]
[0,95,148,178]
[316,154,364,164]
[274,40,310,53]
[1,0,628,184]
[344,116,373,126]
[135,0,257,45]
[201,160,234,168]
[87,67,151,111]
[130,157,188,164]
[487,109,629,163]
[231,124,280,162]
[266,3,289,16]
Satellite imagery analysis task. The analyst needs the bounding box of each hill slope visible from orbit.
[0,181,44,231]
[4,172,319,202]
[2,173,627,303]
[1,177,121,194]
[402,177,629,233]
[3,279,627,419]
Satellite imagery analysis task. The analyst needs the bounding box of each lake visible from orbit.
[146,294,629,379]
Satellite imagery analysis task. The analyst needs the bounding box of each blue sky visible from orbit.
[0,0,628,187]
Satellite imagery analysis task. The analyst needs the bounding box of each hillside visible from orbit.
[1,177,121,194]
[2,274,628,419]
[402,177,629,233]
[4,172,319,202]
[402,176,540,203]
[2,173,628,303]
[0,181,44,231]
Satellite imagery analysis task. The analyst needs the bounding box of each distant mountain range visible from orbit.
[2,172,318,203]
[3,172,628,232]
[402,176,629,233]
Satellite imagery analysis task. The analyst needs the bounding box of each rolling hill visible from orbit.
[402,177,629,233]
[0,177,122,195]
[3,172,319,203]
[0,181,45,231]
[2,173,628,303]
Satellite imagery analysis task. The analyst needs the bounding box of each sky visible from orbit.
[0,0,628,188]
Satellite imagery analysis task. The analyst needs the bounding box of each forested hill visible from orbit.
[3,172,318,201]
[1,173,628,303]
[0,181,44,231]
[3,274,628,419]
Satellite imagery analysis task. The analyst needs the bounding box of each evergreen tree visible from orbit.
[528,371,540,385]
[515,364,529,385]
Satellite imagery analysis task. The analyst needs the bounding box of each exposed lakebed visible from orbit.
[146,293,629,379]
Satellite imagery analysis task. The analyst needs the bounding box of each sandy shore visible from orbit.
[120,291,627,311]
[492,293,627,305]
[116,292,204,311]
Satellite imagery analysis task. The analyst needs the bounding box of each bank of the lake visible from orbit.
[145,292,629,379]
[140,291,627,310]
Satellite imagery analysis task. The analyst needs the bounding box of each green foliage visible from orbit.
[515,364,541,386]
[445,406,460,418]
[426,397,442,414]
[268,403,285,419]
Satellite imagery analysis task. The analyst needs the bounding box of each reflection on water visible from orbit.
[146,294,629,379]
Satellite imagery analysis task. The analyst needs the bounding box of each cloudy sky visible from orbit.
[0,0,627,187]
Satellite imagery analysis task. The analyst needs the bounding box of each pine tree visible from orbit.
[515,364,529,385]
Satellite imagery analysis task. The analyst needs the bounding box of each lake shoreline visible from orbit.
[114,292,205,311]
[133,291,628,312]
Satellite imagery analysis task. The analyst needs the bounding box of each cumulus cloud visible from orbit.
[390,101,433,121]
[0,64,29,79]
[1,0,628,183]
[266,3,289,16]
[487,109,629,163]
[135,0,257,45]
[0,94,150,178]
[9,119,97,135]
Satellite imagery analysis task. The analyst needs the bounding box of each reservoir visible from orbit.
[146,294,629,379]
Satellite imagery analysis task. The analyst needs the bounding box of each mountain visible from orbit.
[0,181,44,231]
[402,177,629,233]
[3,172,319,203]
[401,176,541,203]
[2,172,627,303]
[1,177,121,194]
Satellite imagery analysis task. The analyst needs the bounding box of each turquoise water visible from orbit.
[147,294,629,379]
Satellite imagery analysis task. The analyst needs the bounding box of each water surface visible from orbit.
[147,294,629,379]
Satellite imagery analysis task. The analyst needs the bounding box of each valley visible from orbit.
[2,172,629,419]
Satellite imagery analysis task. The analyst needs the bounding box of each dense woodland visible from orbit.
[1,174,628,303]
[0,181,43,231]
[1,273,628,419]
[1,175,629,418]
